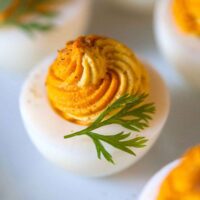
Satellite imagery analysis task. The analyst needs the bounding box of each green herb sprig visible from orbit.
[64,94,156,164]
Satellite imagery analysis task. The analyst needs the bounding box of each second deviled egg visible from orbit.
[154,0,200,88]
[139,145,200,200]
[20,35,170,177]
[0,0,91,72]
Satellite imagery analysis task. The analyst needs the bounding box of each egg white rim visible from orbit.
[139,160,179,200]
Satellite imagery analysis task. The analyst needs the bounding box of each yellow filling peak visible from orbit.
[157,145,200,200]
[172,0,200,36]
[46,35,149,125]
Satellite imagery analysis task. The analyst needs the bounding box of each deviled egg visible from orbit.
[154,0,200,88]
[0,0,91,72]
[139,145,200,200]
[108,0,155,12]
[20,35,169,177]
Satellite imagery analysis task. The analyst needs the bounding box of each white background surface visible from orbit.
[0,1,200,200]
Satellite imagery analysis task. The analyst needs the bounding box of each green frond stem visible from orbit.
[64,94,155,164]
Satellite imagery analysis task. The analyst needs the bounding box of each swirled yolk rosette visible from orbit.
[157,146,200,200]
[172,0,200,36]
[46,35,149,125]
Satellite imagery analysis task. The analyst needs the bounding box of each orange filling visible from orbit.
[157,145,200,200]
[0,0,19,22]
[172,0,200,36]
[46,35,149,125]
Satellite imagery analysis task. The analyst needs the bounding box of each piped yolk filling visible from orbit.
[157,145,200,200]
[172,0,200,36]
[46,35,149,125]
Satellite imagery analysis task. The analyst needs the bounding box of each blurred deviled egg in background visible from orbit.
[20,35,169,177]
[108,0,156,13]
[155,0,200,88]
[0,0,91,73]
[139,145,200,200]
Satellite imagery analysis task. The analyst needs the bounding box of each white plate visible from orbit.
[1,0,200,199]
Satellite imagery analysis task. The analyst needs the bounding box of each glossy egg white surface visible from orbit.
[154,0,200,88]
[139,160,179,200]
[0,0,91,73]
[108,0,155,12]
[20,56,170,177]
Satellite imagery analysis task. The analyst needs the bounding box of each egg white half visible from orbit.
[154,0,200,88]
[20,56,170,177]
[139,160,179,200]
[0,0,91,72]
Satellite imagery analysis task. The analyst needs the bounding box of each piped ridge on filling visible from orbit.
[172,0,200,36]
[157,145,200,200]
[46,35,149,125]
